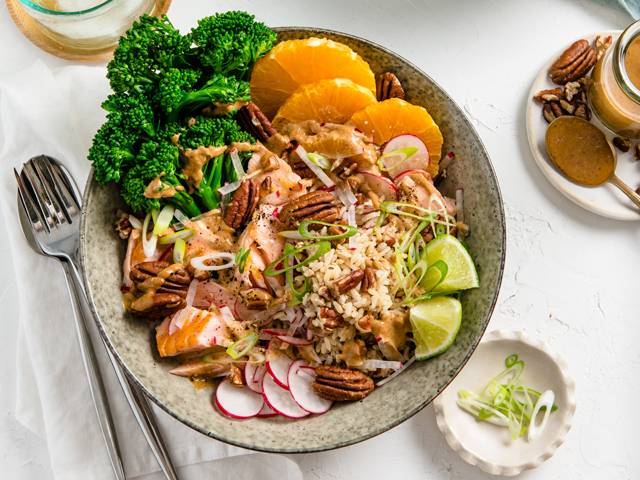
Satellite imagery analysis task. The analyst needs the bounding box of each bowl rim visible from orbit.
[79,25,506,453]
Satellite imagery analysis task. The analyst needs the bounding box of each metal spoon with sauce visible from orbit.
[545,116,640,210]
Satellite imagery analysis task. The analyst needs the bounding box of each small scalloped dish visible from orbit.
[433,330,576,476]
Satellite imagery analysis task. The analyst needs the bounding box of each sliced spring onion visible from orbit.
[128,214,142,230]
[296,145,335,188]
[376,357,416,386]
[153,205,174,236]
[361,359,403,371]
[158,228,194,245]
[226,332,258,360]
[190,252,235,271]
[218,180,242,196]
[456,354,558,441]
[174,208,190,227]
[173,237,186,264]
[264,241,331,276]
[235,247,250,273]
[298,220,357,240]
[229,149,246,179]
[286,267,311,306]
[377,146,418,172]
[185,279,198,307]
[346,204,357,249]
[141,211,158,259]
[278,230,307,240]
[334,184,357,207]
[151,208,159,224]
[307,152,331,170]
[219,305,236,324]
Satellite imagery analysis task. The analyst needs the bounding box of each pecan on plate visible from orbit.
[361,267,376,292]
[332,269,365,295]
[223,179,260,229]
[114,210,132,240]
[635,144,640,161]
[549,39,596,84]
[241,287,273,311]
[535,78,591,123]
[130,261,191,297]
[279,191,340,227]
[312,365,374,401]
[376,72,405,101]
[612,137,631,153]
[319,307,344,329]
[237,102,277,143]
[128,292,186,319]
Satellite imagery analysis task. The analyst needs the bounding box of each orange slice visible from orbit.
[250,38,376,118]
[273,78,377,126]
[349,98,444,177]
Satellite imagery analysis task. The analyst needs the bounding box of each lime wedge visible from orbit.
[410,297,462,360]
[423,234,479,292]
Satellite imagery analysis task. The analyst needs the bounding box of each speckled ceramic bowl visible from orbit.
[80,27,506,453]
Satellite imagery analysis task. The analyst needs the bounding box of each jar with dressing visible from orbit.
[589,20,640,139]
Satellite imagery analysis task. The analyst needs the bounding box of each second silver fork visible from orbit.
[16,155,179,480]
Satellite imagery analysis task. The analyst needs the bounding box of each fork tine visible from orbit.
[35,156,74,223]
[14,167,50,234]
[22,160,56,229]
[30,156,68,225]
[43,156,82,214]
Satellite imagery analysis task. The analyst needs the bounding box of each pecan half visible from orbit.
[114,210,132,240]
[223,179,260,229]
[635,144,640,161]
[128,292,185,319]
[242,288,273,311]
[361,267,376,292]
[319,307,344,329]
[279,191,340,227]
[237,102,277,143]
[376,72,405,101]
[312,365,374,401]
[228,364,245,386]
[130,261,191,297]
[612,137,631,152]
[332,269,364,295]
[549,39,596,84]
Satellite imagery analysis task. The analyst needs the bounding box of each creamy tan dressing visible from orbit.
[182,145,227,187]
[143,174,185,199]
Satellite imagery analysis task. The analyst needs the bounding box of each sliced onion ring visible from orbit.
[218,180,241,196]
[159,228,194,245]
[190,252,235,271]
[141,211,158,259]
[296,145,334,188]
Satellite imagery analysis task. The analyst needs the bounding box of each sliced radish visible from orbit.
[245,363,266,394]
[257,402,278,418]
[262,373,309,419]
[275,335,312,346]
[288,360,333,414]
[214,379,264,419]
[266,343,293,389]
[359,172,398,200]
[392,168,431,183]
[381,134,429,178]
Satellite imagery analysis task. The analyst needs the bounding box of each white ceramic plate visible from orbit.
[433,330,576,476]
[526,31,640,221]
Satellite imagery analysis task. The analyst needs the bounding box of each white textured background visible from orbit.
[1,0,639,478]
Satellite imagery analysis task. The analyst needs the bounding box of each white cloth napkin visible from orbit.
[0,61,302,480]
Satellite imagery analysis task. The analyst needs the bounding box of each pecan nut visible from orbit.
[635,144,640,161]
[237,102,277,143]
[332,269,364,295]
[549,39,596,84]
[612,137,631,152]
[279,191,340,227]
[130,261,191,297]
[114,210,132,240]
[319,307,344,329]
[223,179,260,229]
[312,365,374,401]
[242,287,273,311]
[376,72,405,101]
[361,267,376,292]
[536,78,591,123]
[128,292,186,319]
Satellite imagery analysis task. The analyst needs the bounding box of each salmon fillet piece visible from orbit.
[156,307,232,357]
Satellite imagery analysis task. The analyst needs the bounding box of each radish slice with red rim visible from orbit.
[214,379,264,419]
[257,402,278,418]
[359,172,398,200]
[262,374,309,419]
[266,342,293,389]
[381,134,429,178]
[244,363,266,394]
[288,360,333,414]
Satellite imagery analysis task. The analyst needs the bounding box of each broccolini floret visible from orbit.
[191,11,277,79]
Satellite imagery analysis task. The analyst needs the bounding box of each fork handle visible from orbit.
[62,258,180,480]
[60,260,126,480]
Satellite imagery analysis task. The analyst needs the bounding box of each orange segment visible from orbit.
[250,38,376,118]
[349,98,444,177]
[273,78,377,127]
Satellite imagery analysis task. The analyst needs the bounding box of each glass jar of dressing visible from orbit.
[589,20,640,139]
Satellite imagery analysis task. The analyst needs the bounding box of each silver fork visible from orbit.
[15,155,179,480]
